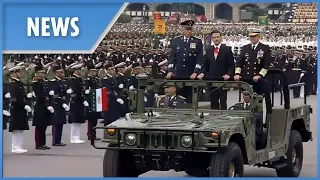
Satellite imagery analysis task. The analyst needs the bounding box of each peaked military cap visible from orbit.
[9,65,22,72]
[248,28,262,37]
[180,20,195,27]
[242,91,250,96]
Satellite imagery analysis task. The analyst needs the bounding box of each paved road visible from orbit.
[3,90,317,177]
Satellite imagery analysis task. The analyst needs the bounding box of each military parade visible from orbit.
[3,2,318,177]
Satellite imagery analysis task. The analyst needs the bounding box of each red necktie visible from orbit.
[214,47,219,54]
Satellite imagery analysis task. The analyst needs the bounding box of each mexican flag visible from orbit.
[90,88,108,112]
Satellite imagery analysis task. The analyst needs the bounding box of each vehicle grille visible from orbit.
[139,134,179,148]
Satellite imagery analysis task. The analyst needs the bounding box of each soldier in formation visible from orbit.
[7,64,31,153]
[32,65,54,150]
[48,64,69,146]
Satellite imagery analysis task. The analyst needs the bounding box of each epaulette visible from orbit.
[50,79,55,82]
[32,80,37,83]
[192,36,201,40]
[158,95,166,98]
[178,95,186,99]
[174,35,183,39]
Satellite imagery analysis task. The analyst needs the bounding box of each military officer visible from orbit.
[309,52,317,94]
[8,64,31,153]
[166,20,203,103]
[157,85,186,108]
[231,91,263,150]
[234,28,272,150]
[114,62,130,117]
[3,60,10,130]
[101,61,125,126]
[84,60,101,141]
[127,62,142,90]
[20,58,35,119]
[67,62,88,144]
[232,91,252,110]
[32,65,53,150]
[48,64,69,146]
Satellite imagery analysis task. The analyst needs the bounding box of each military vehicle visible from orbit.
[92,70,313,177]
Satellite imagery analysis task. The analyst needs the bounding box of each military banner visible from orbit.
[154,19,166,35]
[258,16,269,26]
[90,88,108,112]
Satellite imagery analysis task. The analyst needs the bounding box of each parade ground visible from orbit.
[3,90,318,177]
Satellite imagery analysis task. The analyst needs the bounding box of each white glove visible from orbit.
[118,84,124,89]
[154,93,158,98]
[24,105,32,113]
[129,85,134,90]
[203,89,206,93]
[3,110,10,116]
[4,93,11,99]
[83,101,89,107]
[49,90,54,96]
[62,103,70,111]
[47,106,54,113]
[116,98,124,104]
[66,89,73,94]
[32,91,36,97]
[144,96,147,102]
[85,89,90,94]
[27,93,33,98]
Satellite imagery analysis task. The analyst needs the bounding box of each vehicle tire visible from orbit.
[103,144,139,177]
[185,168,209,177]
[276,130,303,177]
[209,142,244,177]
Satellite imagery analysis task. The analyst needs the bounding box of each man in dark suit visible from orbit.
[166,20,203,103]
[198,30,235,110]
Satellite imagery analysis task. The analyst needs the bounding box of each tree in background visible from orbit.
[117,14,132,23]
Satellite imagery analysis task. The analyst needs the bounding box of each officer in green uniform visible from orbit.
[20,59,35,94]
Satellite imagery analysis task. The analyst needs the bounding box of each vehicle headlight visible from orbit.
[125,133,137,146]
[180,135,192,148]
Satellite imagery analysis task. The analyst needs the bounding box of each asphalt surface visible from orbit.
[3,90,317,177]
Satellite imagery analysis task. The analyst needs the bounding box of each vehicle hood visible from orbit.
[107,111,251,132]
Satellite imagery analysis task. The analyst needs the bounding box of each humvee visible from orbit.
[92,70,313,177]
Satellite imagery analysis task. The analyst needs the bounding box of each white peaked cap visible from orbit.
[16,62,24,66]
[95,62,103,68]
[71,63,83,69]
[9,65,21,72]
[158,59,168,66]
[44,62,54,68]
[66,61,78,69]
[115,62,126,68]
